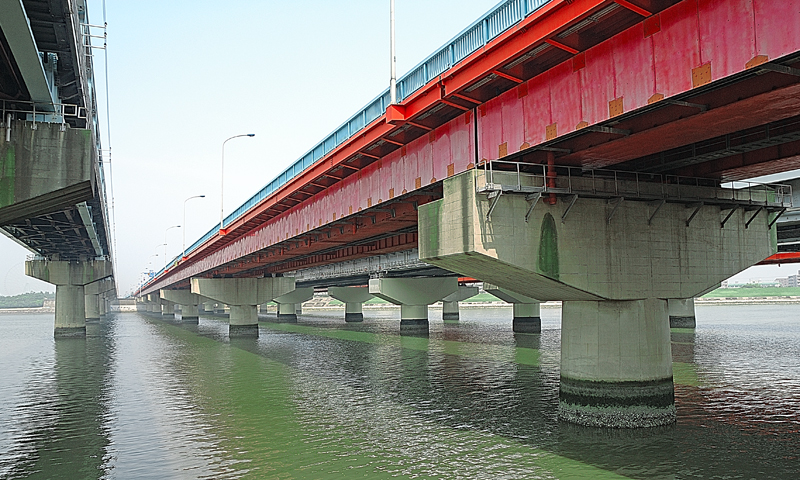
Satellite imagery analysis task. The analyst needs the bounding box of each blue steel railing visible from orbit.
[142,0,553,292]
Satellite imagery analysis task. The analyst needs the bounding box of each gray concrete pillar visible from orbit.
[161,301,176,318]
[369,277,458,334]
[668,298,696,328]
[483,283,541,333]
[328,286,374,322]
[191,277,295,337]
[85,294,101,322]
[440,285,479,321]
[559,298,675,428]
[25,259,113,337]
[274,287,314,322]
[161,290,203,323]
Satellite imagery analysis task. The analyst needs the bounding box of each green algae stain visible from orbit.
[0,145,15,208]
[537,213,559,280]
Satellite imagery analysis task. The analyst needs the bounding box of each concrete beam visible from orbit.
[369,277,458,333]
[0,1,56,105]
[419,171,775,302]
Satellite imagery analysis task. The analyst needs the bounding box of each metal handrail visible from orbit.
[476,159,793,208]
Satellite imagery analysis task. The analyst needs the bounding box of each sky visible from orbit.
[0,0,797,296]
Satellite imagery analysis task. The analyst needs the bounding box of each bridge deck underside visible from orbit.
[141,0,800,294]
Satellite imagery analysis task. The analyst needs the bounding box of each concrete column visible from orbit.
[369,277,458,334]
[440,285,479,321]
[668,298,696,328]
[274,287,314,322]
[85,294,101,322]
[483,284,541,333]
[161,301,176,318]
[25,259,113,337]
[328,286,374,322]
[191,277,295,337]
[161,290,204,323]
[146,294,161,314]
[559,298,675,428]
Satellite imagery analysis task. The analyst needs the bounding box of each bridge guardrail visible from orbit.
[476,159,794,209]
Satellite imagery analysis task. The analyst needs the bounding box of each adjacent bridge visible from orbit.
[131,0,800,427]
[0,0,115,335]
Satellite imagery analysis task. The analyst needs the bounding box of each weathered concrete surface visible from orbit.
[0,122,94,224]
[160,289,205,321]
[274,287,314,322]
[419,171,776,301]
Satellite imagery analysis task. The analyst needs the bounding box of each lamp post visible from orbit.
[390,0,397,104]
[163,225,180,262]
[182,195,205,258]
[220,134,255,233]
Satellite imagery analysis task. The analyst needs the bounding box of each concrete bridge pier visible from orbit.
[146,294,161,314]
[273,287,314,322]
[419,170,777,427]
[161,300,176,318]
[191,277,295,337]
[161,290,204,323]
[328,286,374,322]
[483,284,541,333]
[369,277,458,334]
[440,285,479,321]
[668,299,696,328]
[85,278,113,322]
[25,259,113,337]
[560,299,674,428]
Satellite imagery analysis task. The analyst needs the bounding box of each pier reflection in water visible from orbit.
[0,304,798,479]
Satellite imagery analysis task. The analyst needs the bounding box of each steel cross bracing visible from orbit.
[139,0,800,295]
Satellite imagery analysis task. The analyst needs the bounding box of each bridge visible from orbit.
[128,0,800,428]
[0,0,115,335]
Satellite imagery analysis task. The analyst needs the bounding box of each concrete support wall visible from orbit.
[559,299,674,428]
[191,277,295,336]
[369,277,457,333]
[25,259,112,337]
[328,286,374,323]
[668,298,696,328]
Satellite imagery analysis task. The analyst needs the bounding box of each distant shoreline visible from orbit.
[3,296,798,315]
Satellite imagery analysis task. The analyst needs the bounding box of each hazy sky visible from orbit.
[0,0,796,296]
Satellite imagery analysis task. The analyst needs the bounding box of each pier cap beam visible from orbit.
[483,283,541,333]
[273,287,314,323]
[25,259,113,337]
[441,285,479,321]
[328,286,374,322]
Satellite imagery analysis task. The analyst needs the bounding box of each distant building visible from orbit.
[776,271,800,287]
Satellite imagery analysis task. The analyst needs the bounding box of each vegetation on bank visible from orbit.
[702,287,800,298]
[0,292,55,309]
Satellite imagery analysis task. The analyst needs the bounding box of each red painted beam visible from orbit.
[757,252,800,265]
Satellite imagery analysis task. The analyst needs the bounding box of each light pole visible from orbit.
[164,225,180,262]
[182,195,205,258]
[220,134,255,234]
[390,0,397,104]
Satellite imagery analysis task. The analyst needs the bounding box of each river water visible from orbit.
[0,304,798,479]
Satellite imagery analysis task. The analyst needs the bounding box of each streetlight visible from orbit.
[220,134,255,234]
[164,225,181,262]
[390,0,397,104]
[183,195,205,259]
